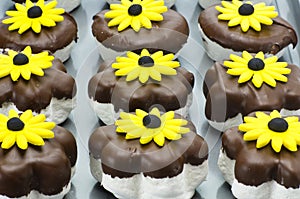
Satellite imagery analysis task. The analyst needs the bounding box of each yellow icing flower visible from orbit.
[105,0,167,32]
[0,46,54,81]
[216,0,278,32]
[239,110,300,153]
[115,108,190,146]
[0,109,55,150]
[3,0,65,34]
[112,49,180,83]
[224,51,290,88]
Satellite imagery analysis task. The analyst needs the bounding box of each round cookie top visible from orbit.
[203,52,300,122]
[223,110,300,188]
[92,6,189,53]
[89,108,208,178]
[0,110,77,197]
[0,47,76,113]
[0,0,77,53]
[88,49,194,112]
[198,2,297,54]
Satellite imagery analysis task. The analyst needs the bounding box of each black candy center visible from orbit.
[13,53,29,66]
[138,56,154,67]
[268,118,289,132]
[27,6,43,18]
[238,4,255,16]
[128,4,142,16]
[143,114,161,129]
[248,58,265,71]
[7,117,25,131]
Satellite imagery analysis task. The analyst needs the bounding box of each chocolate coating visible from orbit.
[0,13,77,53]
[199,5,297,54]
[203,62,300,122]
[222,122,300,188]
[92,9,189,53]
[0,126,77,197]
[0,58,76,112]
[88,60,194,113]
[89,114,208,178]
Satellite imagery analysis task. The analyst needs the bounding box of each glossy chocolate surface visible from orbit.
[0,13,77,53]
[222,124,300,188]
[92,9,189,53]
[88,60,194,112]
[0,126,77,197]
[89,114,208,178]
[203,62,300,122]
[0,58,76,112]
[199,5,297,54]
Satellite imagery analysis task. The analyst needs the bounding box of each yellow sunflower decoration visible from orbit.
[239,110,300,153]
[216,0,278,32]
[115,108,190,146]
[112,49,180,83]
[0,46,54,81]
[3,0,65,34]
[105,0,167,32]
[224,51,290,88]
[0,109,55,150]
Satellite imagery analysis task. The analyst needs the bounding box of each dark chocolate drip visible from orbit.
[92,9,189,53]
[0,126,77,197]
[203,62,300,122]
[222,121,300,188]
[199,5,297,54]
[88,60,194,113]
[0,13,77,53]
[89,114,208,178]
[0,58,76,112]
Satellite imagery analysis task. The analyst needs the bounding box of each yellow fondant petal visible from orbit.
[271,136,283,153]
[20,69,31,80]
[118,16,132,31]
[16,134,28,150]
[256,132,271,148]
[141,49,150,57]
[240,17,250,32]
[126,68,141,81]
[28,114,46,124]
[140,136,152,144]
[264,56,278,64]
[249,17,261,31]
[20,110,33,122]
[244,129,265,141]
[9,110,19,118]
[238,70,253,83]
[149,69,162,81]
[139,69,150,83]
[252,73,263,88]
[143,11,163,21]
[10,69,21,81]
[1,133,16,149]
[153,133,165,146]
[131,17,141,32]
[270,110,281,118]
[283,135,298,152]
[24,131,45,146]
